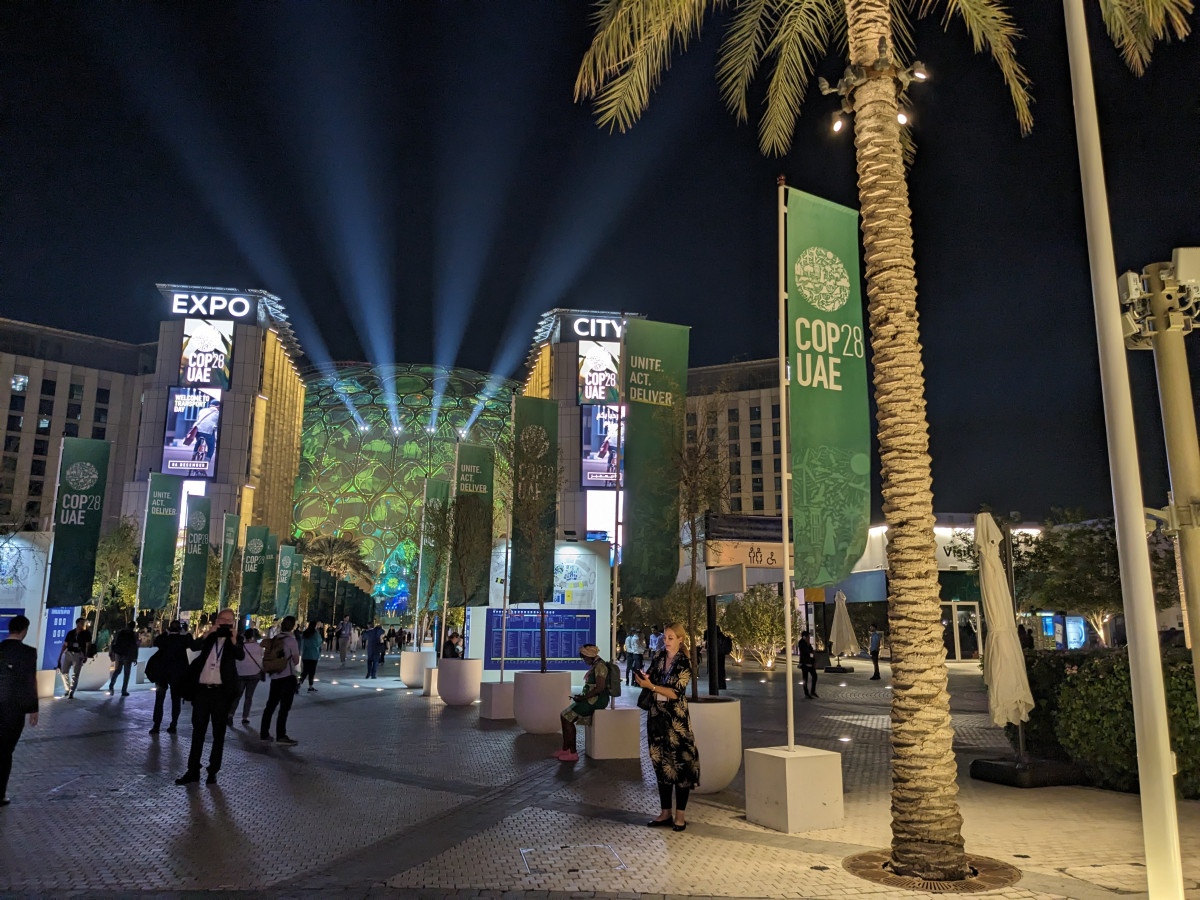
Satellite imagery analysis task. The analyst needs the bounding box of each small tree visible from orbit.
[89,517,139,636]
[446,492,495,646]
[510,431,562,672]
[415,491,453,649]
[724,585,799,668]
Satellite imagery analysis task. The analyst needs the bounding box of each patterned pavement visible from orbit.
[1,652,1197,899]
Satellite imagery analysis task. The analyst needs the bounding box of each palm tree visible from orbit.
[575,0,1189,881]
[295,532,375,594]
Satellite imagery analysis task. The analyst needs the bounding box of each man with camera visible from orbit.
[176,608,244,786]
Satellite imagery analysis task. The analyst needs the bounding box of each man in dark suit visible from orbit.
[150,620,192,735]
[176,608,244,786]
[1,615,39,806]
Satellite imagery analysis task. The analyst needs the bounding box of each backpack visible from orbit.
[604,659,622,697]
[261,636,290,674]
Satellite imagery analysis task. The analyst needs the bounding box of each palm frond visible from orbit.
[891,0,918,62]
[923,0,1034,134]
[575,0,720,133]
[759,0,839,155]
[1097,0,1192,75]
[716,0,775,124]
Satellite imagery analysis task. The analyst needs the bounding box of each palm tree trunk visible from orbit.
[844,0,967,880]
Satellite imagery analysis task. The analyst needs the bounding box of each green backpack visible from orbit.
[604,659,622,697]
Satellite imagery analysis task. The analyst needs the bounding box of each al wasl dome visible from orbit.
[293,363,516,608]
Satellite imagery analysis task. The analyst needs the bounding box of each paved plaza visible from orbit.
[1,652,1197,900]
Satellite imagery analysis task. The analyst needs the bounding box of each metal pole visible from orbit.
[611,329,625,706]
[1144,264,1200,702]
[1062,1,1184,893]
[777,176,795,751]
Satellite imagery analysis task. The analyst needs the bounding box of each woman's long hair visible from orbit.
[662,622,690,653]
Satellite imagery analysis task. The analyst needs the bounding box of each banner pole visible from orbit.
[612,323,626,706]
[777,176,796,751]
[501,398,515,682]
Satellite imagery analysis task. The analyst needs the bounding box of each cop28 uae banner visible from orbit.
[510,396,558,605]
[46,438,111,607]
[137,473,185,610]
[218,513,240,606]
[786,188,870,587]
[258,533,278,616]
[276,548,301,618]
[178,496,211,611]
[240,526,269,616]
[418,479,451,614]
[451,443,495,607]
[621,319,689,599]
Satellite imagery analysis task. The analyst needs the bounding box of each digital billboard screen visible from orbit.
[180,318,234,389]
[577,340,619,405]
[581,404,623,488]
[162,387,221,478]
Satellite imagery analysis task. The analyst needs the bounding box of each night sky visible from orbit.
[3,2,1197,521]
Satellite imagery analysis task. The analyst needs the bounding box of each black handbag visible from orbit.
[144,650,162,684]
[637,687,654,711]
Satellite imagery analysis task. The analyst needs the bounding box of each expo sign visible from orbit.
[169,291,255,320]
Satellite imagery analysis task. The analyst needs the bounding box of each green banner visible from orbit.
[418,479,451,614]
[286,552,304,619]
[218,513,240,606]
[137,473,184,610]
[622,319,690,599]
[786,188,871,587]
[511,395,558,605]
[46,438,111,607]
[240,525,269,616]
[275,544,296,618]
[258,533,278,616]
[178,496,210,611]
[451,443,494,607]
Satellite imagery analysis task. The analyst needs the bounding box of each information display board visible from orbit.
[578,340,619,404]
[41,606,76,669]
[581,404,624,488]
[180,318,234,389]
[483,607,596,671]
[161,387,221,478]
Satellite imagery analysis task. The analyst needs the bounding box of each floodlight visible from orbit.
[831,112,845,133]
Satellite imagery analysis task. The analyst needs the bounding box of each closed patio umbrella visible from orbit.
[829,590,860,664]
[975,512,1035,730]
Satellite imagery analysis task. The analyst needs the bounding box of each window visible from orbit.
[774,456,781,472]
[729,460,741,476]
[774,494,781,510]
[728,425,739,441]
[0,474,13,493]
[69,383,84,401]
[6,415,21,433]
[772,422,780,437]
[0,457,16,473]
[25,500,41,516]
[727,407,739,422]
[687,429,696,444]
[753,496,764,511]
[730,497,742,512]
[36,418,51,435]
[40,379,56,396]
[749,405,761,421]
[33,439,48,456]
[750,423,762,439]
[94,407,108,424]
[63,423,79,438]
[775,475,782,491]
[3,436,18,453]
[752,477,764,493]
[751,441,762,455]
[751,459,763,474]
[706,427,717,442]
[771,404,780,419]
[30,459,45,477]
[686,412,697,426]
[0,499,10,516]
[96,387,111,405]
[28,480,43,497]
[38,399,54,416]
[10,375,28,393]
[67,403,82,420]
[730,478,741,494]
[8,396,24,413]
[728,443,740,458]
[773,440,781,455]
[91,426,106,440]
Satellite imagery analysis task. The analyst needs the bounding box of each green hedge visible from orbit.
[1010,648,1198,799]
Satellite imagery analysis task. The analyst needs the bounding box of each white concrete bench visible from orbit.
[421,666,439,697]
[479,681,514,719]
[584,707,642,759]
[744,745,843,832]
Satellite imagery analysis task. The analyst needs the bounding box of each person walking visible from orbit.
[623,630,645,685]
[555,645,611,762]
[798,630,818,699]
[716,629,733,690]
[259,616,301,745]
[149,621,191,734]
[337,615,353,666]
[362,622,384,679]
[868,623,883,680]
[634,623,699,831]
[57,617,91,699]
[176,608,244,786]
[107,622,139,696]
[230,627,265,726]
[298,621,322,691]
[648,627,663,654]
[0,615,39,806]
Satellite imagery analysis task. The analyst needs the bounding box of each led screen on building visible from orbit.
[577,340,619,405]
[581,404,623,488]
[180,318,234,389]
[162,387,221,478]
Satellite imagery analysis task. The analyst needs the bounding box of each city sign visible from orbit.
[564,315,623,340]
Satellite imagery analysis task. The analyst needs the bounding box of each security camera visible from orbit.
[1117,271,1144,305]
[1172,247,1200,285]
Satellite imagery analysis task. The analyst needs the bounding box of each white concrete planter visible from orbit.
[438,658,483,706]
[689,696,742,794]
[73,655,113,693]
[513,670,572,734]
[400,649,437,688]
[479,681,515,719]
[135,646,156,684]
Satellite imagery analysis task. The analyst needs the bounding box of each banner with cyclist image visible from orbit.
[580,404,623,488]
[161,387,221,479]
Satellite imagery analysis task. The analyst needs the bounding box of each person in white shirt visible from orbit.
[259,616,301,745]
[648,628,664,653]
[230,628,265,726]
[337,615,353,666]
[192,401,220,460]
[624,631,646,685]
[176,608,244,786]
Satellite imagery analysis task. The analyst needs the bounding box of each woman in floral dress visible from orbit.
[634,622,700,831]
